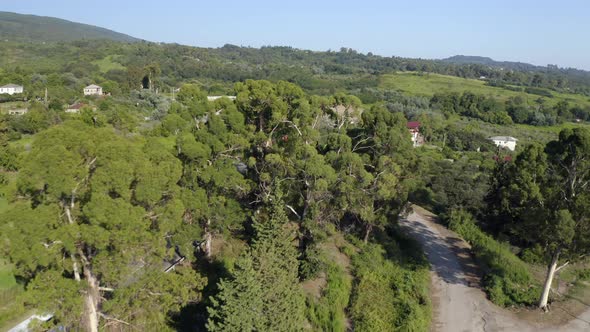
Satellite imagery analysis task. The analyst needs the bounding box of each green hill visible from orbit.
[0,11,140,42]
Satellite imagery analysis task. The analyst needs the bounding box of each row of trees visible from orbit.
[431,92,590,126]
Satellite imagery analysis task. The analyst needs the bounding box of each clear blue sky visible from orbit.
[4,0,590,70]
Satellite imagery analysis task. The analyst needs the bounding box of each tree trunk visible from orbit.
[363,224,373,244]
[259,113,264,133]
[64,201,81,282]
[81,252,99,332]
[204,219,212,259]
[539,248,560,311]
[71,255,81,282]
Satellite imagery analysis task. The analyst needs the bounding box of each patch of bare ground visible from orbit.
[318,233,353,272]
[301,272,327,299]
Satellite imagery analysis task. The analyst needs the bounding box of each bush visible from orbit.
[524,87,553,98]
[350,242,431,331]
[447,209,540,306]
[306,262,351,332]
[520,245,545,264]
[299,247,326,281]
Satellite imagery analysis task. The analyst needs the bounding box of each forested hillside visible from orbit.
[0,11,140,42]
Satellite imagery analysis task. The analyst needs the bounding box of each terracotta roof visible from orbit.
[67,103,86,110]
[407,121,420,129]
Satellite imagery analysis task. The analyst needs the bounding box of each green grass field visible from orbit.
[380,72,590,108]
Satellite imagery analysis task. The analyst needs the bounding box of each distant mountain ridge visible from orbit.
[0,11,140,43]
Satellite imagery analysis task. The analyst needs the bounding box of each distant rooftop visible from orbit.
[1,83,23,88]
[67,102,86,110]
[85,84,101,89]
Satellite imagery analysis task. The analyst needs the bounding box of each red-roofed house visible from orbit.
[407,121,424,147]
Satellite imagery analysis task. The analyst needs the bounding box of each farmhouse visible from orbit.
[490,136,518,151]
[407,121,424,147]
[84,84,103,96]
[0,84,24,95]
[65,103,88,113]
[8,108,28,116]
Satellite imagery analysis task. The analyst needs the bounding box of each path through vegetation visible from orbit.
[400,206,590,332]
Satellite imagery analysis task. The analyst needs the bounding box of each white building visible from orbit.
[207,95,236,101]
[8,108,28,116]
[0,84,24,95]
[490,136,518,151]
[84,84,103,96]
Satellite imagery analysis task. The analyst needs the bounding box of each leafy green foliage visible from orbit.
[350,239,431,332]
[305,262,351,332]
[447,209,540,306]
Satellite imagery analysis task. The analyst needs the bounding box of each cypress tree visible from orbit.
[208,192,305,331]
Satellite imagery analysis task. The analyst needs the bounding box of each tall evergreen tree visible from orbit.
[207,191,305,331]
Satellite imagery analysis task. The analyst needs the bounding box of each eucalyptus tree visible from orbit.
[486,128,590,310]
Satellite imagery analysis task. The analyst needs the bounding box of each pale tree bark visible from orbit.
[204,219,212,259]
[539,248,560,311]
[64,200,81,282]
[80,250,99,332]
[363,224,373,244]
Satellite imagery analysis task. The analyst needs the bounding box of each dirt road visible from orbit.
[400,207,590,332]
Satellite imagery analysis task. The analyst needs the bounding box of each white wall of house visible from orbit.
[84,86,103,96]
[0,85,24,95]
[491,138,517,151]
[207,95,236,101]
[8,109,28,116]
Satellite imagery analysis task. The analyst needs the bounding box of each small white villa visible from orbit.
[84,84,103,96]
[490,136,518,151]
[0,84,24,95]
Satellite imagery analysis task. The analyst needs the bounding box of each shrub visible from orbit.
[299,247,326,281]
[524,87,553,98]
[520,245,545,264]
[306,263,351,332]
[447,209,540,306]
[350,242,431,331]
